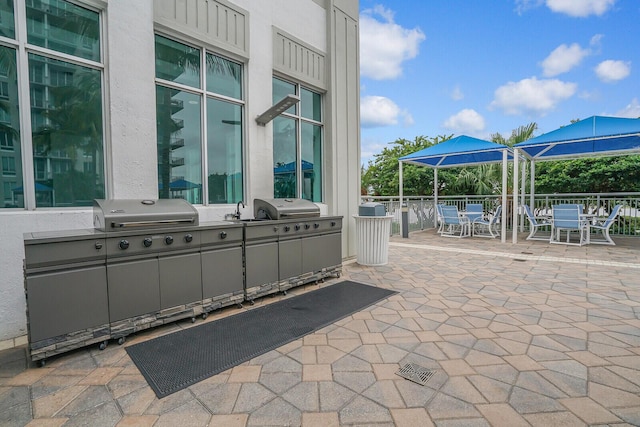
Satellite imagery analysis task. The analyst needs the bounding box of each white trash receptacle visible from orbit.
[354,215,393,266]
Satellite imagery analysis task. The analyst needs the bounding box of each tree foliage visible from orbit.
[361,121,639,197]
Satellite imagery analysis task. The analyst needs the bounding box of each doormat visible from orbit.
[126,281,396,398]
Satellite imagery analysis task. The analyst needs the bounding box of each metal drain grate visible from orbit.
[396,363,435,386]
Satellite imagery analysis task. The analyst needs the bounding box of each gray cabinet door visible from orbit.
[279,238,302,280]
[302,233,342,273]
[26,266,108,342]
[159,252,202,309]
[202,246,243,298]
[107,258,160,322]
[245,241,278,287]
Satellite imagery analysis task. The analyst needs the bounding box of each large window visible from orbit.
[272,77,323,201]
[155,35,244,205]
[0,0,105,209]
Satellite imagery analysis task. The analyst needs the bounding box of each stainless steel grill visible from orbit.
[254,198,320,220]
[93,199,199,231]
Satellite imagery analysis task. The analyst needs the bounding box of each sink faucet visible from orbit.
[234,200,245,219]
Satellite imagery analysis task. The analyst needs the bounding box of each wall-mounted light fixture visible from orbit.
[255,94,300,126]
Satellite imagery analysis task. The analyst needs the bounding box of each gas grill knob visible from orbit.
[295,224,301,231]
[304,224,311,230]
[143,237,153,247]
[184,234,193,243]
[331,221,337,227]
[165,236,174,245]
[314,223,320,229]
[118,239,129,250]
[284,225,290,232]
[95,241,103,250]
[219,231,227,239]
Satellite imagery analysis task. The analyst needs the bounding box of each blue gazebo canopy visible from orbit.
[514,116,640,160]
[399,135,513,168]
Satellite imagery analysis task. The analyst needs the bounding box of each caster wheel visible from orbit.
[237,303,243,309]
[283,290,287,296]
[202,313,208,320]
[337,272,341,278]
[249,300,255,305]
[191,317,196,323]
[118,337,126,345]
[99,341,107,351]
[38,359,46,368]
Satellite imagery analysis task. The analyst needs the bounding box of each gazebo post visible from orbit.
[501,149,508,243]
[433,168,438,227]
[398,160,403,233]
[511,148,519,244]
[520,156,526,232]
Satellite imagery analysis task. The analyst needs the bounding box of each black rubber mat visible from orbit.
[126,281,396,398]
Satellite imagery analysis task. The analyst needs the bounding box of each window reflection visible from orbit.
[273,116,297,199]
[156,86,202,204]
[0,46,21,208]
[29,54,104,207]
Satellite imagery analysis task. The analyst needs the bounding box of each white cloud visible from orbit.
[451,85,464,101]
[360,139,388,165]
[442,109,486,134]
[359,6,425,80]
[615,98,640,118]
[545,0,616,17]
[360,95,412,128]
[595,60,631,83]
[541,43,590,76]
[490,77,577,116]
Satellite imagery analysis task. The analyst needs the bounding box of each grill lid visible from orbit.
[254,198,320,220]
[93,199,199,231]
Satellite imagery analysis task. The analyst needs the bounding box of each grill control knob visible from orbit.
[304,223,311,230]
[331,221,337,227]
[143,237,153,247]
[165,236,174,245]
[95,241,103,250]
[314,223,320,229]
[118,239,129,250]
[184,233,193,243]
[295,224,301,231]
[284,225,290,232]
[219,231,227,239]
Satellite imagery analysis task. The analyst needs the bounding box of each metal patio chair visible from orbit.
[550,204,588,246]
[588,204,622,245]
[436,204,445,234]
[472,204,502,238]
[523,204,552,241]
[440,205,471,238]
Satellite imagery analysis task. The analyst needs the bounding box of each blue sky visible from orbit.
[359,0,640,165]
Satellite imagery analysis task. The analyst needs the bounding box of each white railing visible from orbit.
[361,193,640,237]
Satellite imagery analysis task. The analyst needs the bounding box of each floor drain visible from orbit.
[514,258,527,262]
[396,363,435,386]
[521,251,533,255]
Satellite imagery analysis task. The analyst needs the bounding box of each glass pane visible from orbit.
[0,46,22,208]
[301,88,321,121]
[156,85,202,204]
[155,35,200,89]
[29,53,104,207]
[272,77,296,115]
[26,0,100,62]
[206,98,243,204]
[301,123,322,202]
[0,0,15,39]
[273,116,297,198]
[206,54,242,99]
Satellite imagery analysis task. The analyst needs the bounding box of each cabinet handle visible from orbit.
[220,231,227,239]
[95,241,103,250]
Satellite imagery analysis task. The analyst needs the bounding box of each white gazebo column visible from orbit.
[529,160,535,209]
[501,149,508,243]
[520,155,526,232]
[433,168,438,227]
[512,148,519,244]
[398,160,403,233]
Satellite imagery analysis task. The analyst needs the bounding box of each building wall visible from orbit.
[0,0,360,346]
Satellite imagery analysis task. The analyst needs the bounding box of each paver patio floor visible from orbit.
[1,231,639,426]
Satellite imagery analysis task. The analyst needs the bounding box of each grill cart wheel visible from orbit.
[99,341,107,351]
[118,337,126,345]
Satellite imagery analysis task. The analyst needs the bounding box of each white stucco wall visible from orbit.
[0,0,357,345]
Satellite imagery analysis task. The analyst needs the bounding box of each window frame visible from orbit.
[0,0,107,210]
[272,75,324,202]
[154,32,246,206]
